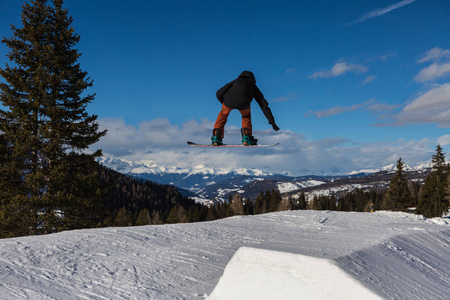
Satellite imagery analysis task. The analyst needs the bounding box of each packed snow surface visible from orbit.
[0,211,449,299]
[208,247,383,300]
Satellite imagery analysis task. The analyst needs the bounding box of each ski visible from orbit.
[187,141,279,148]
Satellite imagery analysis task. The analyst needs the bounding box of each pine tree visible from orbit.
[269,190,282,212]
[243,198,253,215]
[206,206,218,221]
[417,145,449,218]
[216,202,227,219]
[114,207,133,227]
[383,158,412,211]
[318,195,330,210]
[337,193,351,211]
[177,206,188,223]
[374,191,384,211]
[328,195,337,211]
[277,197,292,211]
[0,0,107,236]
[298,193,307,210]
[254,191,265,214]
[354,189,367,212]
[151,211,163,225]
[311,196,320,210]
[230,194,244,215]
[166,206,179,224]
[225,203,235,218]
[135,208,151,226]
[0,133,36,237]
[264,190,273,212]
[198,205,209,221]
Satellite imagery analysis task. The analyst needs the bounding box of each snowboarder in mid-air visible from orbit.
[212,71,280,146]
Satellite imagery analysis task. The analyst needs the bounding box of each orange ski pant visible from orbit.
[214,103,252,138]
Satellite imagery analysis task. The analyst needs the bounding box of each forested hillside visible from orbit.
[98,165,202,226]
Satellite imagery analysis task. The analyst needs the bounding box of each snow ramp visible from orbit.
[337,229,450,300]
[207,247,383,300]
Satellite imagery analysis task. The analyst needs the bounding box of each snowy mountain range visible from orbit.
[348,162,431,175]
[98,155,287,199]
[99,154,431,178]
[98,155,432,202]
[98,155,277,178]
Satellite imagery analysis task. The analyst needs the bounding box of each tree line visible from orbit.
[383,145,450,218]
[292,145,449,218]
[98,165,201,226]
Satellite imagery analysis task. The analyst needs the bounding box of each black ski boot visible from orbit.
[211,128,223,146]
[241,128,258,146]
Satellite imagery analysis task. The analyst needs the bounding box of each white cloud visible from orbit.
[308,104,363,118]
[365,102,399,113]
[306,99,374,118]
[362,75,377,85]
[417,47,450,63]
[309,61,368,79]
[270,92,298,103]
[393,83,450,127]
[415,47,450,82]
[379,52,397,62]
[286,68,295,74]
[352,138,433,169]
[437,135,450,146]
[95,118,214,156]
[93,118,436,175]
[415,62,450,82]
[346,0,416,26]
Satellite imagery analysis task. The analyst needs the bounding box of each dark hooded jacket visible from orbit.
[216,71,275,125]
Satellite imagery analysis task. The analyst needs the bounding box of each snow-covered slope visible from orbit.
[0,211,449,299]
[277,180,325,193]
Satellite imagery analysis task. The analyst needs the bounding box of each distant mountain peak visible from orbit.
[99,154,432,179]
[349,162,431,176]
[98,154,274,178]
[98,154,433,202]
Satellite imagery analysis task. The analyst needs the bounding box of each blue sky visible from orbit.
[1,0,450,175]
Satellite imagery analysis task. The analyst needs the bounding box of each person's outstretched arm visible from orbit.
[254,86,280,131]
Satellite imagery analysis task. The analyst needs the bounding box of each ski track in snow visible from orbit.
[0,211,449,299]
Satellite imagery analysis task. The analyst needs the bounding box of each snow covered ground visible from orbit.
[289,183,388,201]
[0,210,449,299]
[277,180,325,193]
[208,247,383,300]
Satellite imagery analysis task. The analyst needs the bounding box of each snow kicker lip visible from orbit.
[207,246,384,300]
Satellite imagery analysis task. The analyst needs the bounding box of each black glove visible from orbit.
[272,123,280,131]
